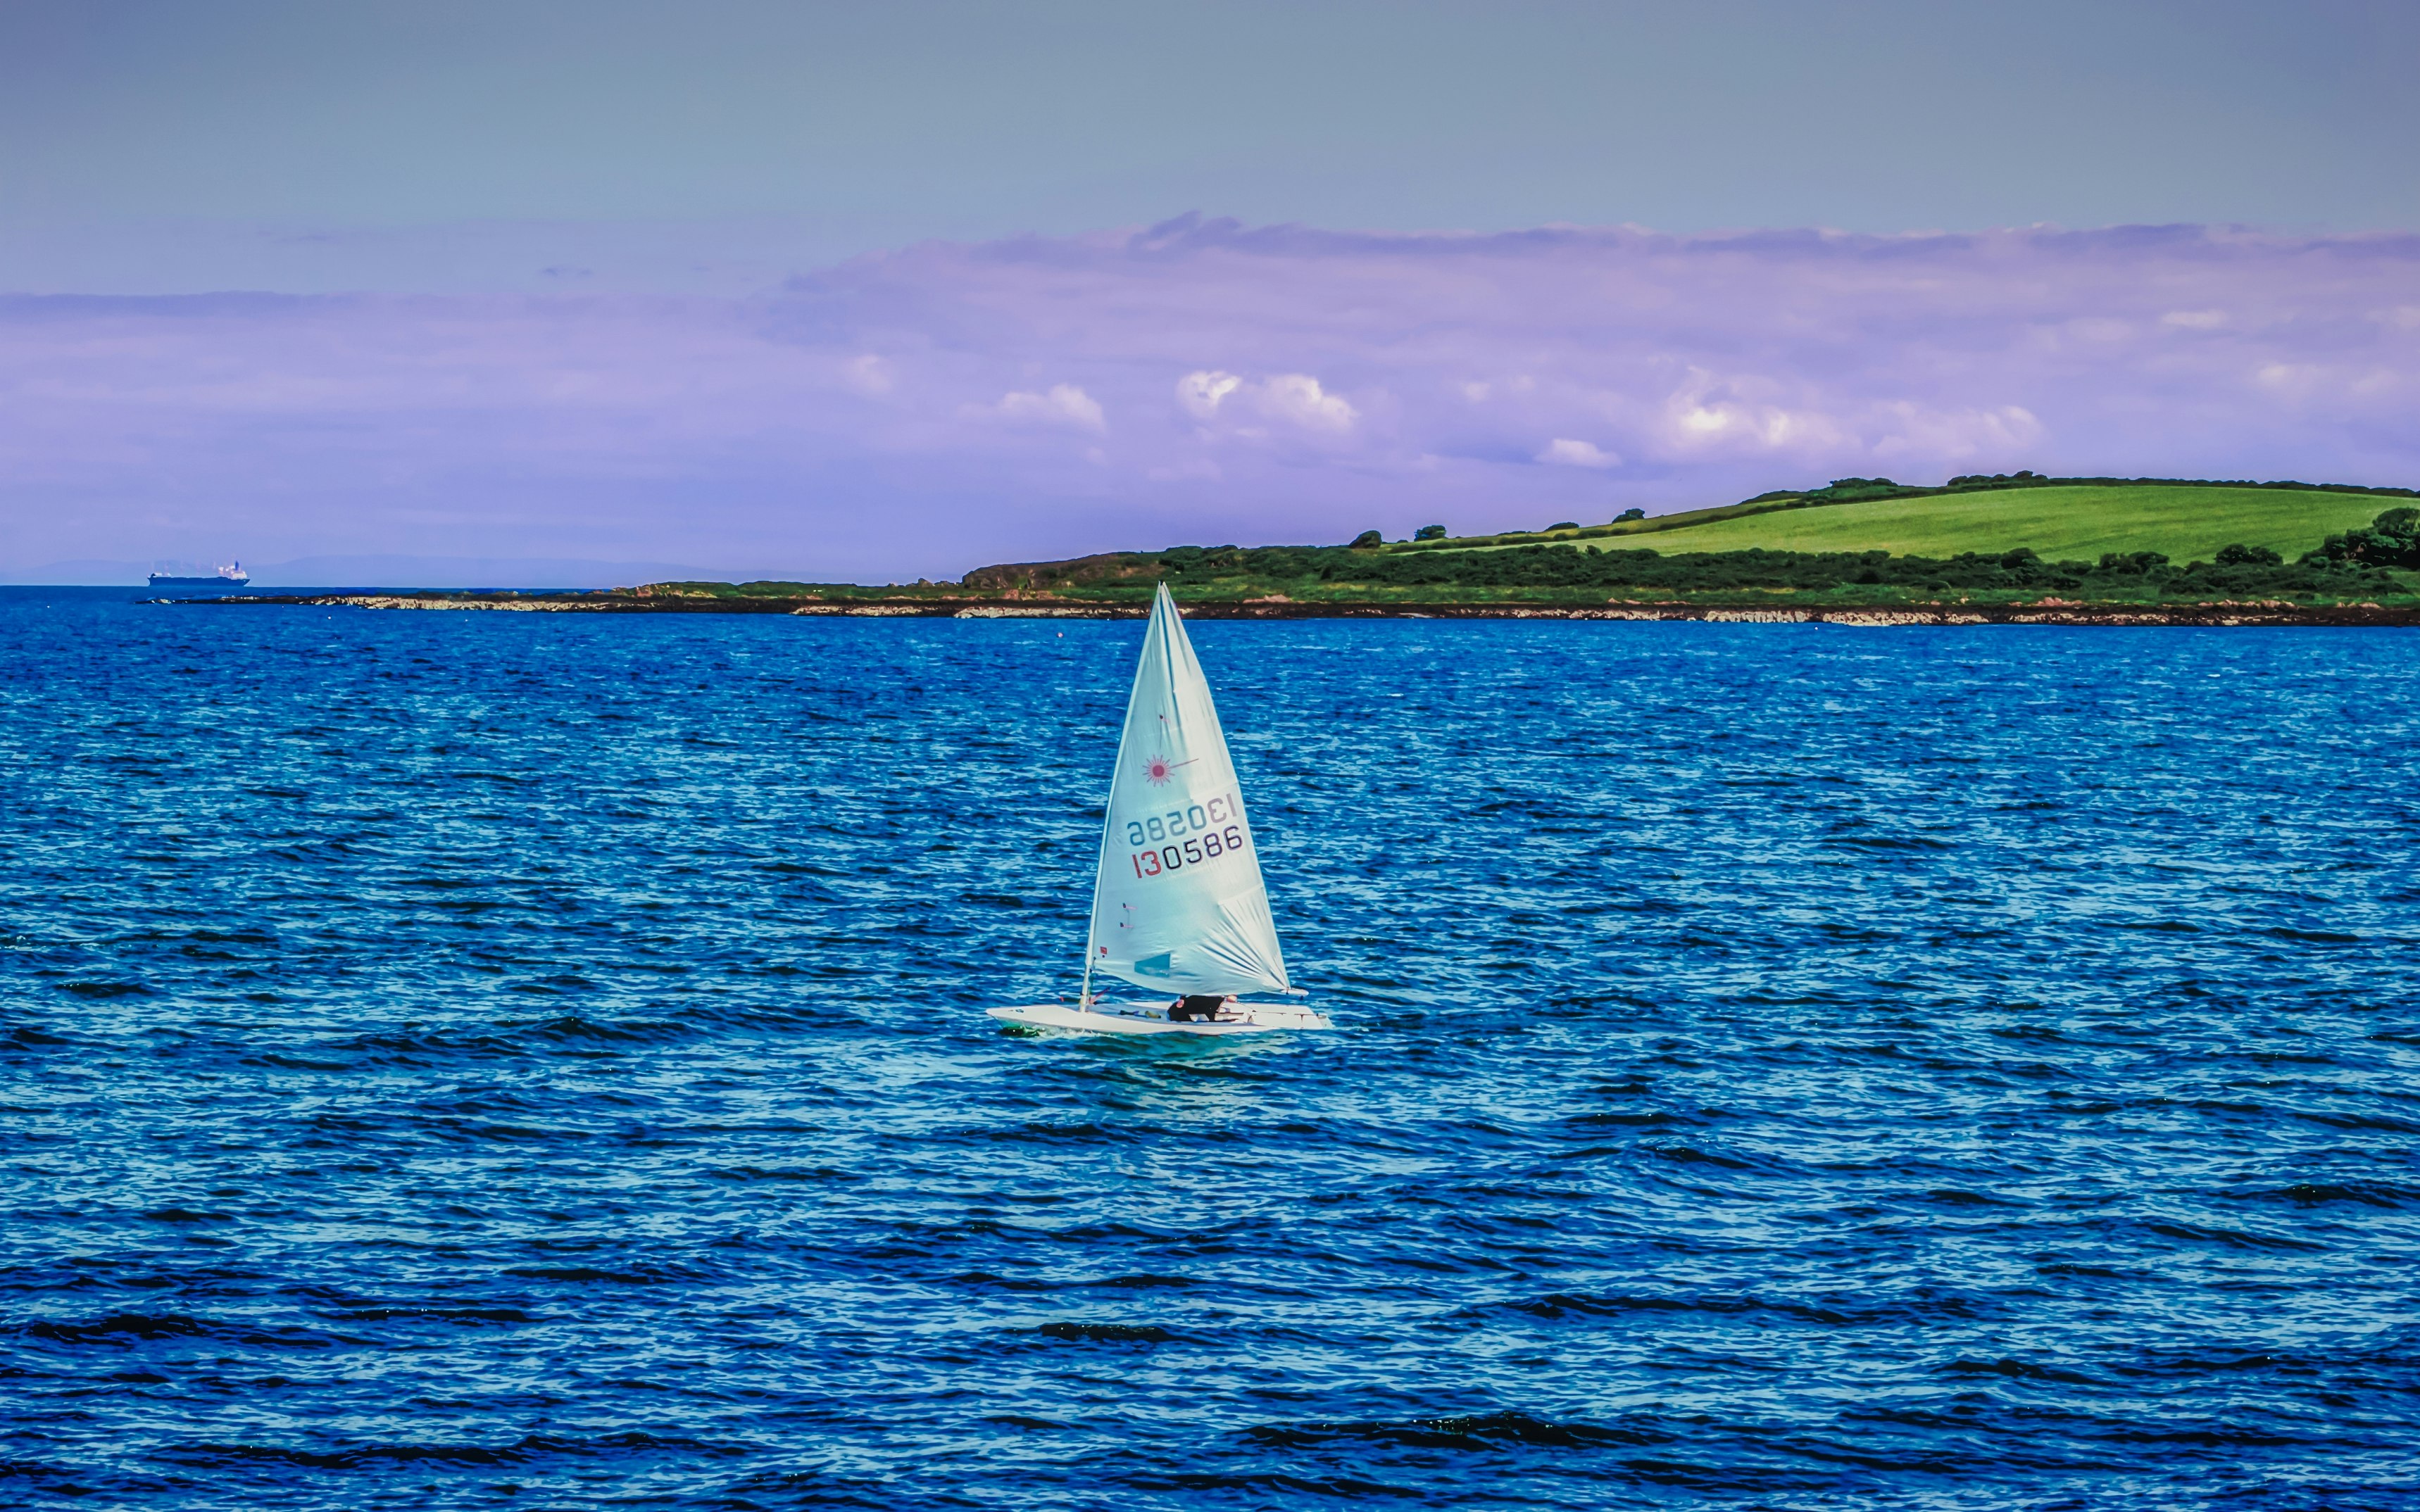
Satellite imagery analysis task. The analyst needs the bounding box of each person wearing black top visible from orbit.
[1169,995,1232,1022]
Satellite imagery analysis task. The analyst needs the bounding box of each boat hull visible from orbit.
[986,1002,1332,1035]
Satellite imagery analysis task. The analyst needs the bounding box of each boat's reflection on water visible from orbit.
[1018,1014,1321,1124]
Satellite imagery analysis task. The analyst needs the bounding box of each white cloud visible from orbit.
[1258,373,1357,432]
[1461,380,1491,403]
[1659,370,1839,455]
[996,383,1105,431]
[1538,438,1619,469]
[2162,310,2228,329]
[1177,370,1242,418]
[1674,402,1807,446]
[1179,369,1355,433]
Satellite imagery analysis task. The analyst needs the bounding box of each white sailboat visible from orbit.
[987,584,1332,1035]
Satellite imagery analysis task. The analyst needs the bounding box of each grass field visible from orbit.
[1449,485,2395,563]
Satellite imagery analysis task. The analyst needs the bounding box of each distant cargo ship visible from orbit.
[149,562,250,589]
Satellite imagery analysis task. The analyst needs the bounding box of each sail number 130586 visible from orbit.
[1126,793,1246,878]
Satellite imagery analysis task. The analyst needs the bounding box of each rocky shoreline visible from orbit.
[180,593,2420,626]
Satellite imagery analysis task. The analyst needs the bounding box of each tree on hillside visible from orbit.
[2305,508,2420,569]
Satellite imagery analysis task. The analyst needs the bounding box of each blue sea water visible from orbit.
[1,587,2416,1511]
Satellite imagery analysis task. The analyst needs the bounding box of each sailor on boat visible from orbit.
[1169,994,1236,1023]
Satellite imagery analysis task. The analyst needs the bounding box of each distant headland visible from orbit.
[188,474,2420,626]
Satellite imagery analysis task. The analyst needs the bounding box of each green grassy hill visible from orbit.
[1456,484,2388,563]
[622,474,2419,617]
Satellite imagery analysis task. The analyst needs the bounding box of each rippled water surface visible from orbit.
[3,588,2416,1510]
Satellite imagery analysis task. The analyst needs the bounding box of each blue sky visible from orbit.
[9,0,2416,289]
[4,1,2417,581]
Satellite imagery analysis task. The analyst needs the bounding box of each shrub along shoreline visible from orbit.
[180,492,2420,624]
[953,504,2420,607]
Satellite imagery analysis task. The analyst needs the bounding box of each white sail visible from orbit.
[1086,584,1291,997]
